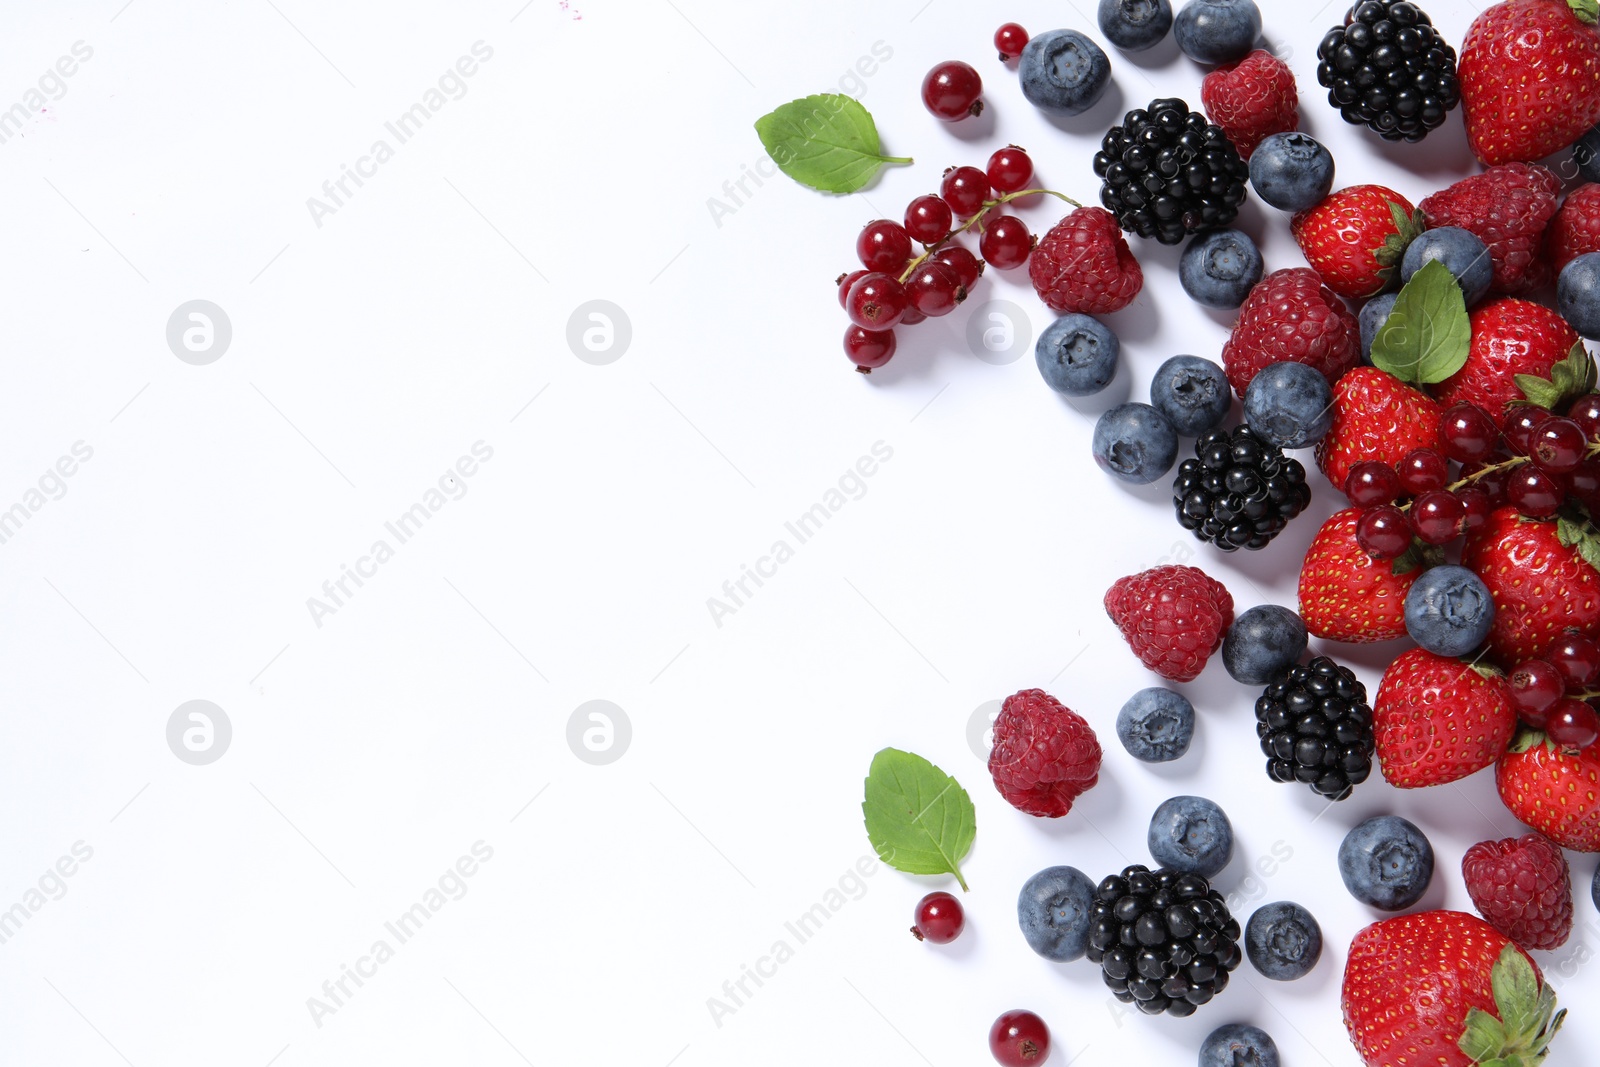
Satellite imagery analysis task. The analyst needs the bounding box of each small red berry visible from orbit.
[1547,699,1600,751]
[1356,504,1411,559]
[1504,408,1543,455]
[1396,448,1449,495]
[1569,393,1600,441]
[836,269,870,308]
[990,1010,1050,1066]
[911,891,965,944]
[904,194,954,245]
[1532,416,1587,474]
[857,220,913,273]
[1546,633,1600,688]
[979,215,1034,270]
[1410,489,1465,545]
[941,166,991,218]
[1457,485,1493,534]
[1441,403,1500,463]
[905,261,967,317]
[986,146,1034,195]
[1506,466,1564,518]
[844,325,896,373]
[922,60,983,121]
[933,245,984,289]
[845,272,909,331]
[1510,659,1565,721]
[994,23,1029,62]
[1345,461,1401,507]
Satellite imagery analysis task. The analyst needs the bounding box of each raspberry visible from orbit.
[1461,833,1573,951]
[1418,163,1561,294]
[1547,183,1600,276]
[987,688,1102,818]
[1104,565,1234,682]
[1201,49,1299,159]
[1029,206,1143,315]
[1221,268,1360,398]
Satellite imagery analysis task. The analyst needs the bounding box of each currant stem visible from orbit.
[897,188,1083,284]
[1396,440,1600,513]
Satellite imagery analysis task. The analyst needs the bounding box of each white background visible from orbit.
[0,1,1594,1064]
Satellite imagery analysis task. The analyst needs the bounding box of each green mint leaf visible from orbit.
[862,747,975,890]
[754,95,911,195]
[1368,260,1471,384]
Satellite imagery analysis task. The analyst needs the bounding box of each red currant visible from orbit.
[989,1009,1050,1066]
[933,245,984,289]
[1441,403,1500,463]
[1410,489,1465,544]
[857,220,913,274]
[910,891,965,943]
[900,307,928,326]
[844,325,896,373]
[904,195,954,246]
[1569,393,1600,441]
[1345,461,1401,507]
[941,166,992,218]
[1356,504,1412,559]
[1506,465,1564,518]
[1569,456,1600,500]
[1457,485,1493,534]
[845,273,909,330]
[1510,659,1566,720]
[1532,416,1587,473]
[1547,698,1600,750]
[986,146,1034,195]
[921,60,983,121]
[836,269,870,308]
[979,215,1033,269]
[1396,448,1449,495]
[994,23,1030,61]
[1467,462,1511,508]
[1546,633,1600,688]
[1504,408,1544,455]
[905,261,967,317]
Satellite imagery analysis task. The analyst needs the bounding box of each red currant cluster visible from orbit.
[1345,396,1600,559]
[1507,636,1600,751]
[839,146,1051,373]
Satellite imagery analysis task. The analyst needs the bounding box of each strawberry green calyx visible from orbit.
[1374,200,1424,280]
[1571,0,1599,27]
[1514,343,1598,411]
[1457,945,1565,1067]
[1555,511,1600,574]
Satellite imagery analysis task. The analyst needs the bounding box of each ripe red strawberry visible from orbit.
[1462,832,1574,950]
[1461,507,1600,665]
[1342,910,1563,1067]
[1104,565,1233,682]
[1298,507,1419,644]
[1201,49,1298,159]
[1291,185,1421,299]
[1497,731,1600,851]
[1029,206,1143,315]
[1314,366,1443,492]
[1418,164,1562,294]
[1459,0,1600,166]
[1547,182,1600,275]
[1433,299,1580,418]
[1220,267,1360,397]
[1373,648,1518,788]
[988,688,1103,818]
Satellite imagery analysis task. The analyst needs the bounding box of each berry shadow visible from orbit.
[1060,359,1134,415]
[1115,34,1183,73]
[1037,79,1127,140]
[1366,112,1478,184]
[941,105,998,146]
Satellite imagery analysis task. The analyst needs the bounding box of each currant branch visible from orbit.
[897,188,1082,285]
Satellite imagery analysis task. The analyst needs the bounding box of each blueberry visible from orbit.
[1150,355,1231,436]
[1558,252,1600,341]
[1249,132,1335,213]
[1402,227,1493,307]
[1339,814,1434,910]
[1019,29,1112,115]
[1575,123,1600,184]
[1147,794,1233,878]
[1097,0,1174,52]
[1222,604,1307,685]
[1173,0,1262,65]
[1180,229,1264,309]
[1243,361,1334,449]
[1036,314,1120,396]
[1359,292,1399,363]
[1404,565,1494,657]
[1093,402,1179,484]
[1245,901,1322,981]
[1200,1023,1280,1067]
[1017,865,1098,961]
[1117,688,1196,762]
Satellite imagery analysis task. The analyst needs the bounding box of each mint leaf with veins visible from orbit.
[755,94,911,195]
[863,748,975,890]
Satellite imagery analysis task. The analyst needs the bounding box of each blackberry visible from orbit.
[1255,657,1375,801]
[1316,0,1459,143]
[1093,98,1249,245]
[1087,864,1241,1018]
[1173,426,1311,552]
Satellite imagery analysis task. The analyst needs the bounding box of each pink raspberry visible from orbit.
[1201,49,1299,159]
[988,689,1102,818]
[1105,565,1234,682]
[1418,162,1561,294]
[1220,267,1360,398]
[1029,206,1143,315]
[1461,833,1573,951]
[1547,183,1600,275]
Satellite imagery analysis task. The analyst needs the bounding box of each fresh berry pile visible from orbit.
[830,1,1600,1064]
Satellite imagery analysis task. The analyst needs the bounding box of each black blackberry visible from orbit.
[1255,657,1375,801]
[1086,864,1241,1018]
[1173,425,1311,552]
[1316,0,1459,142]
[1092,98,1249,245]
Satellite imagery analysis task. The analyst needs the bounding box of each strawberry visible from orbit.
[1291,185,1421,299]
[1459,0,1600,166]
[1433,299,1580,418]
[1373,648,1518,788]
[1298,507,1419,643]
[1497,730,1600,851]
[1342,910,1564,1067]
[1418,164,1562,294]
[1315,366,1443,492]
[1200,48,1299,159]
[1460,507,1600,665]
